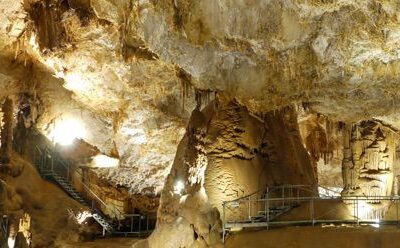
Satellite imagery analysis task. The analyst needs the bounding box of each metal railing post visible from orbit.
[356,196,359,225]
[310,197,314,226]
[248,196,251,221]
[353,198,356,224]
[67,162,70,181]
[397,199,399,227]
[146,215,149,232]
[266,188,270,230]
[222,202,226,243]
[131,216,134,233]
[51,151,54,173]
[264,193,267,217]
[290,186,293,206]
[138,216,141,233]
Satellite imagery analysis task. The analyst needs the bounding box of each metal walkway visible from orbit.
[34,145,117,234]
[13,128,154,237]
[222,185,400,242]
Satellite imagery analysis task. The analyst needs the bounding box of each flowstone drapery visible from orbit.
[342,121,398,219]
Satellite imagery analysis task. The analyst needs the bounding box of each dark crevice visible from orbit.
[28,0,68,51]
[122,45,159,61]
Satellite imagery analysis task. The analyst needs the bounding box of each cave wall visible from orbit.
[298,114,344,189]
[136,99,316,248]
[205,103,316,216]
[3,0,400,199]
[1,97,14,163]
[342,120,398,218]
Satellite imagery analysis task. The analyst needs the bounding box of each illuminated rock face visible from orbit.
[205,104,317,218]
[137,100,316,248]
[3,0,400,197]
[4,0,400,244]
[298,114,344,187]
[342,120,397,217]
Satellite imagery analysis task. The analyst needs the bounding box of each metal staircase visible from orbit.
[49,171,114,233]
[34,148,116,234]
[252,205,296,222]
[222,184,316,232]
[13,127,155,237]
[52,173,88,206]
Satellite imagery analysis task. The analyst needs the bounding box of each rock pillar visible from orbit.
[341,120,397,219]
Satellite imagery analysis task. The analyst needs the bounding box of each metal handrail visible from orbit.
[13,127,156,236]
[227,195,400,202]
[222,184,400,243]
[318,185,342,196]
[37,145,125,219]
[225,184,316,204]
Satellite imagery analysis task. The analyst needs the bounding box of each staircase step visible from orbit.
[15,140,157,236]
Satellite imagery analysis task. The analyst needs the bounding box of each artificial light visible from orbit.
[371,223,380,228]
[76,211,93,224]
[7,236,15,248]
[49,118,86,146]
[92,154,119,168]
[174,180,185,195]
[64,73,87,92]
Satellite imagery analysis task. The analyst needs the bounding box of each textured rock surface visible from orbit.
[1,0,400,196]
[206,103,316,217]
[342,120,398,218]
[2,153,88,247]
[137,100,315,248]
[298,113,344,188]
[128,0,400,123]
[3,0,400,246]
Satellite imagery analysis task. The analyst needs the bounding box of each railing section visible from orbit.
[222,185,400,242]
[13,128,156,236]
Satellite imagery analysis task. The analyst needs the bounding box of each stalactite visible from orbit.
[29,0,66,51]
[176,67,192,111]
[342,120,399,220]
[194,89,213,110]
[1,98,14,164]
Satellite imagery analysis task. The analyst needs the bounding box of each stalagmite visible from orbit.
[341,120,398,219]
[4,0,400,247]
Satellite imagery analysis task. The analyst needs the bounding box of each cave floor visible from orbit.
[225,225,400,248]
[64,237,140,248]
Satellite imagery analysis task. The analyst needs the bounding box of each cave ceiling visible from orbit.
[1,0,400,194]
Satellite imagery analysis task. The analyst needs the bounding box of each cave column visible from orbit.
[341,120,396,219]
[341,124,354,192]
[1,97,14,164]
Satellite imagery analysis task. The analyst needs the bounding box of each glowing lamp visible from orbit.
[174,180,185,195]
[7,236,15,248]
[371,223,380,228]
[92,154,119,168]
[64,73,88,92]
[49,119,86,146]
[76,211,93,224]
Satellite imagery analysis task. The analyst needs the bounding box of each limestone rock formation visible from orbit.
[2,0,400,246]
[136,99,316,248]
[1,0,400,199]
[342,120,398,218]
[1,97,14,164]
[298,113,344,188]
